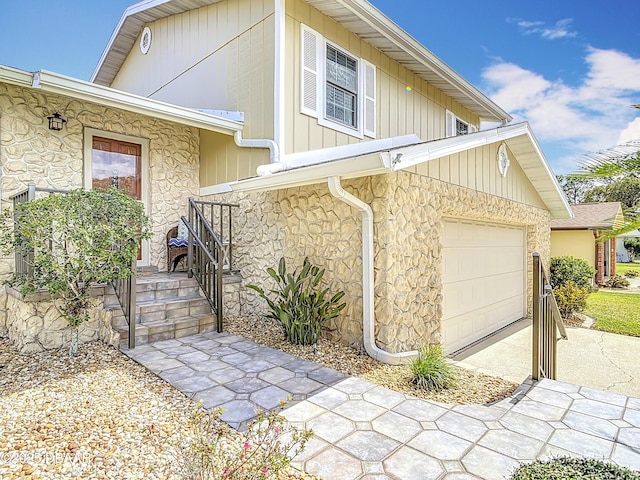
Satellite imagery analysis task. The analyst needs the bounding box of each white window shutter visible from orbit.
[445,110,456,137]
[300,24,320,118]
[469,124,478,133]
[362,60,376,138]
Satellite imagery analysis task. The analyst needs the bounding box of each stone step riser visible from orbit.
[110,296,212,323]
[117,314,216,348]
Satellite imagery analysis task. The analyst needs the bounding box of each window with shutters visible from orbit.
[300,24,376,139]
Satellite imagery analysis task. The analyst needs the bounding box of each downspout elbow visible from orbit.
[233,130,280,164]
[328,176,418,365]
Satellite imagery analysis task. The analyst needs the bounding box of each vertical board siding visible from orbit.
[410,143,546,208]
[111,0,274,187]
[284,0,479,156]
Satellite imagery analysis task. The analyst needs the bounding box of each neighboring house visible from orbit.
[617,230,640,263]
[1,0,571,358]
[551,202,625,285]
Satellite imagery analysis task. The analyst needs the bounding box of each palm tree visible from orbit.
[574,140,640,239]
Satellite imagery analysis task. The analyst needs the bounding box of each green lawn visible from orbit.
[585,290,640,337]
[616,262,640,276]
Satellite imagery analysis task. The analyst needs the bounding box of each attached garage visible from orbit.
[441,218,526,353]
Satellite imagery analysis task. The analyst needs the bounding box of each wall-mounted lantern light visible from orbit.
[47,112,67,131]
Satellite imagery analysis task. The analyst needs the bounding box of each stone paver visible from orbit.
[126,332,640,478]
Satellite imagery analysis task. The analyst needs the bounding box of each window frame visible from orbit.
[300,24,376,139]
[446,109,478,138]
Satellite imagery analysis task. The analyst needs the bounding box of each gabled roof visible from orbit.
[90,0,511,123]
[203,122,572,220]
[0,65,243,136]
[551,202,624,230]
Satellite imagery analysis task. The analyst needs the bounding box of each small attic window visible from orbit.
[446,110,477,137]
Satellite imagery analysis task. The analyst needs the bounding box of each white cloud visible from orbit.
[540,19,577,40]
[509,17,577,40]
[584,47,640,91]
[481,47,640,172]
[619,118,640,144]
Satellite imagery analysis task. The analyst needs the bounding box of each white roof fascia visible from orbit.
[282,134,421,170]
[91,0,510,123]
[0,65,34,87]
[90,0,171,83]
[200,153,387,196]
[204,122,572,219]
[32,70,243,135]
[336,0,511,123]
[383,124,527,171]
[382,123,571,219]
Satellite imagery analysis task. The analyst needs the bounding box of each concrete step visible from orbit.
[116,313,217,348]
[109,272,240,348]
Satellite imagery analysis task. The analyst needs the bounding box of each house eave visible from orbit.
[200,153,389,196]
[91,0,510,123]
[32,70,243,135]
[203,123,572,221]
[0,65,34,87]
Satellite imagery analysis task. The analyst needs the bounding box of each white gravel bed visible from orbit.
[0,339,313,480]
[225,315,519,406]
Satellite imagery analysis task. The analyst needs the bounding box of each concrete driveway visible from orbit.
[452,319,640,397]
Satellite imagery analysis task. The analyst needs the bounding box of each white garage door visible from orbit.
[442,219,525,353]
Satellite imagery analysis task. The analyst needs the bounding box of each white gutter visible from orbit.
[274,0,286,155]
[256,134,420,176]
[327,176,418,365]
[0,65,33,86]
[234,131,280,164]
[31,70,243,135]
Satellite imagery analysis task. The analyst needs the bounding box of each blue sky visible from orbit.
[1,0,639,174]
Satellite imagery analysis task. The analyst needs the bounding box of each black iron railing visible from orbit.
[532,252,568,380]
[10,183,69,276]
[184,198,238,332]
[113,239,137,349]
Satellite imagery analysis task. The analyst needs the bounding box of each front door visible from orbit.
[86,132,149,266]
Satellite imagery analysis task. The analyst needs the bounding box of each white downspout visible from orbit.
[234,131,280,164]
[327,176,418,365]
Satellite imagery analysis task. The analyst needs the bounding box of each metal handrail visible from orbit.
[532,252,568,380]
[187,198,238,272]
[112,239,137,349]
[181,212,223,332]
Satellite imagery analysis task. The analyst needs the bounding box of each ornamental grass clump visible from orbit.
[410,343,457,391]
[248,257,346,345]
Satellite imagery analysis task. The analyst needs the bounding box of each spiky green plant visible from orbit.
[248,257,346,345]
[410,343,457,391]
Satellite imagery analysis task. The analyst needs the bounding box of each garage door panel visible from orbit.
[442,219,525,352]
[443,272,523,318]
[443,247,523,283]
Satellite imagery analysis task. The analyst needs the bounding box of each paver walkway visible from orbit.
[126,331,640,480]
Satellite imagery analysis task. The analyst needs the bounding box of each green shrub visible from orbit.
[248,257,346,345]
[550,256,596,289]
[553,281,590,318]
[509,456,640,480]
[410,344,456,391]
[0,188,151,356]
[625,269,639,278]
[604,274,631,288]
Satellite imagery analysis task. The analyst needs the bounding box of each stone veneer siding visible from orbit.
[212,170,550,353]
[4,286,119,353]
[0,83,200,338]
